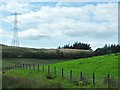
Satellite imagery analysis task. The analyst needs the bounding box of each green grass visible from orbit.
[48,53,119,86]
[3,53,119,88]
[2,58,68,67]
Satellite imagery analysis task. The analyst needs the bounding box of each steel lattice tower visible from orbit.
[11,12,20,47]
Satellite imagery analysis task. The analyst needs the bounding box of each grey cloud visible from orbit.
[64,30,117,40]
[23,35,51,40]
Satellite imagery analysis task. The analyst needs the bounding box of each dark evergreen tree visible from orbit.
[62,41,91,50]
[95,44,120,55]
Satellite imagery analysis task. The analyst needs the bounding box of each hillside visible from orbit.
[3,53,119,88]
[2,45,93,59]
[49,53,118,79]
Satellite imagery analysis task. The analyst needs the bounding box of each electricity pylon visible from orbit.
[11,12,21,47]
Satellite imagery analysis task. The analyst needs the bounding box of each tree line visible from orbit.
[58,42,91,50]
[95,44,120,55]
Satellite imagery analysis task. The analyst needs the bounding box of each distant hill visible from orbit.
[0,44,6,46]
[2,45,94,59]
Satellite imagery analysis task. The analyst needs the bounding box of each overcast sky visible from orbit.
[0,1,118,50]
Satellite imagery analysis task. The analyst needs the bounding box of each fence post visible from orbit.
[20,64,22,69]
[70,70,72,81]
[43,64,44,72]
[107,74,110,88]
[54,66,56,76]
[23,64,24,69]
[48,65,50,75]
[93,73,95,85]
[80,72,82,81]
[62,68,64,78]
[29,64,31,69]
[38,64,39,71]
[33,64,35,70]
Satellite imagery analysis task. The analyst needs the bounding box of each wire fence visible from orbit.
[2,64,119,88]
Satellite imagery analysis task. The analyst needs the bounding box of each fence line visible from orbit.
[2,64,117,88]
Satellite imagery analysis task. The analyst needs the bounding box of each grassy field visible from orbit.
[2,58,68,67]
[2,53,119,88]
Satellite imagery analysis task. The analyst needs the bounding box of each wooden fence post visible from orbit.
[80,72,82,81]
[108,74,110,88]
[48,65,50,75]
[38,64,39,71]
[70,70,72,81]
[43,64,44,72]
[29,64,31,69]
[62,68,64,78]
[23,64,24,69]
[93,73,95,85]
[20,64,22,69]
[54,66,56,76]
[33,64,35,70]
